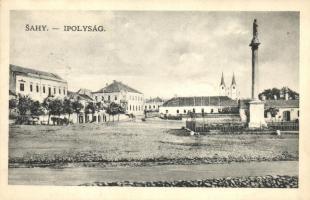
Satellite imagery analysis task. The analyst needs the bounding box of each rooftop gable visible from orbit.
[10,64,67,83]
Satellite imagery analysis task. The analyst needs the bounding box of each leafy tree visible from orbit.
[17,95,32,115]
[72,100,84,123]
[9,99,18,115]
[106,102,124,122]
[50,99,64,116]
[30,101,44,116]
[63,98,74,121]
[259,87,299,100]
[265,107,279,118]
[85,102,96,122]
[42,97,54,125]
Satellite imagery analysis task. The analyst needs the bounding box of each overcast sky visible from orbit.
[10,11,299,99]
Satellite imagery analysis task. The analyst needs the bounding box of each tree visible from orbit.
[85,102,96,122]
[30,101,44,116]
[259,87,299,100]
[42,97,54,125]
[106,102,124,122]
[9,99,18,115]
[72,100,84,123]
[63,98,74,121]
[17,95,32,115]
[49,99,64,125]
[265,107,279,119]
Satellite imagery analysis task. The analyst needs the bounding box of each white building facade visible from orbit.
[159,96,238,117]
[92,80,144,116]
[9,64,68,102]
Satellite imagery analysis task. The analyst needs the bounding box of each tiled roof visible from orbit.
[10,64,67,83]
[264,100,299,108]
[94,80,142,94]
[239,99,299,109]
[145,97,164,103]
[68,92,94,101]
[162,96,237,107]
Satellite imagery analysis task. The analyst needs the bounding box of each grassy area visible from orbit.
[9,120,298,165]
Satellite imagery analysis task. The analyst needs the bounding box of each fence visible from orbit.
[186,120,246,133]
[267,122,299,131]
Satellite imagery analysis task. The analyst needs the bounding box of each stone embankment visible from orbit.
[9,151,298,168]
[80,175,298,188]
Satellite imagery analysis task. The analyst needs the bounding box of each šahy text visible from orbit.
[64,25,106,32]
[25,24,48,31]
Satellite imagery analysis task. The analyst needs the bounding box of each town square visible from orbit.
[8,11,299,187]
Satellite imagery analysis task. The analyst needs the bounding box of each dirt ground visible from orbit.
[9,120,299,163]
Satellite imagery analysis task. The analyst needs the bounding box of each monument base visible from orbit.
[248,100,267,129]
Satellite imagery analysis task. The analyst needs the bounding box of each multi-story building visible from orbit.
[9,64,68,102]
[92,80,144,116]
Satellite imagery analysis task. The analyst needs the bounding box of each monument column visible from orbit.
[248,19,266,128]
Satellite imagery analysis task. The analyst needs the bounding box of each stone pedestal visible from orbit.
[248,100,266,128]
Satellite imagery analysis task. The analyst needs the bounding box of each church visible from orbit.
[219,72,239,100]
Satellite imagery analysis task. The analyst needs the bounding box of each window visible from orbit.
[298,110,299,117]
[233,86,235,89]
[30,84,33,92]
[54,87,56,94]
[149,105,151,109]
[153,105,155,109]
[193,108,195,113]
[63,88,65,95]
[184,110,186,114]
[20,83,24,91]
[201,108,204,113]
[108,95,110,101]
[177,110,179,114]
[145,106,147,109]
[48,87,51,96]
[59,88,61,94]
[36,85,39,92]
[211,109,214,113]
[166,110,168,114]
[115,96,117,101]
[130,105,131,111]
[102,96,104,101]
[43,86,45,93]
[136,105,137,111]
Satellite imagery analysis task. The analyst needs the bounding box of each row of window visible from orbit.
[95,95,117,101]
[95,95,143,102]
[145,105,160,110]
[128,104,142,111]
[19,82,66,96]
[129,95,143,101]
[165,108,215,114]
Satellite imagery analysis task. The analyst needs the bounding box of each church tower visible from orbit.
[230,73,238,100]
[219,72,226,96]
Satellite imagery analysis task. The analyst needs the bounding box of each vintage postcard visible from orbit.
[1,0,310,200]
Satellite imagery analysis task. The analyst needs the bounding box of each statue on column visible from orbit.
[250,19,260,46]
[253,19,258,38]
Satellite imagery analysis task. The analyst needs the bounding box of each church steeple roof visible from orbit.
[220,72,225,86]
[231,73,236,85]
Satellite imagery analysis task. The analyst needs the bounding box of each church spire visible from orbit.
[220,72,225,86]
[231,73,236,85]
